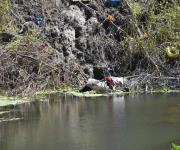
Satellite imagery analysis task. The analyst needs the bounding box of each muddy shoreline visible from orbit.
[1,88,180,108]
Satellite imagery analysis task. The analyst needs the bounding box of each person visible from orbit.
[105,76,115,90]
[105,66,127,91]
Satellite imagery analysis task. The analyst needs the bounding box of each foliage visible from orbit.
[0,96,29,107]
[0,0,10,31]
[171,143,180,150]
[127,0,180,54]
[6,32,41,51]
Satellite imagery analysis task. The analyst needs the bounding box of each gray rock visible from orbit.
[62,5,86,28]
[75,37,87,51]
[86,17,98,34]
[63,26,75,43]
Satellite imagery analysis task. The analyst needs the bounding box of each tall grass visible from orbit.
[127,0,180,54]
[0,0,10,31]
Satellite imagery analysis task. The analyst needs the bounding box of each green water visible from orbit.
[0,93,180,150]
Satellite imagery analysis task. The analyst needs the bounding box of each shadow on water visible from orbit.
[0,93,180,150]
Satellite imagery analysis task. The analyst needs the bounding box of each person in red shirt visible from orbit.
[105,76,115,90]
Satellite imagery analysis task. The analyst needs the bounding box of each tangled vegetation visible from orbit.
[0,33,87,96]
[0,0,179,95]
[116,0,180,76]
[129,0,180,56]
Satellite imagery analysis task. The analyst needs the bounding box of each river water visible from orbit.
[0,93,180,150]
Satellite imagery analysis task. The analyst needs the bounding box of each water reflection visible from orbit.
[0,93,180,150]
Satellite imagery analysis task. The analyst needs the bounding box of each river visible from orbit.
[0,93,180,150]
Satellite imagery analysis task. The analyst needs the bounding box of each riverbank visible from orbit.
[1,86,180,108]
[1,0,179,97]
[0,87,179,123]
